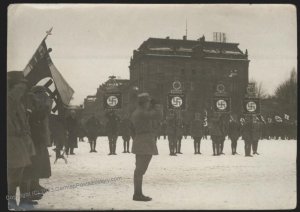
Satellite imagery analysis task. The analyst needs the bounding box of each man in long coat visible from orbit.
[252,115,264,155]
[65,110,78,155]
[119,114,133,153]
[228,114,241,155]
[7,71,36,210]
[190,112,204,154]
[49,114,67,161]
[85,115,100,153]
[166,112,177,156]
[26,86,52,202]
[208,113,226,156]
[241,115,262,157]
[131,93,162,201]
[106,111,120,155]
[175,117,184,154]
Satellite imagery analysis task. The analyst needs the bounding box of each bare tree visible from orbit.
[249,79,268,99]
[274,68,297,118]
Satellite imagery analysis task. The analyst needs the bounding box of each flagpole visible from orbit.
[43,27,53,41]
[23,27,53,74]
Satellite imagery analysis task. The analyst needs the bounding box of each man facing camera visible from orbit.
[131,93,163,201]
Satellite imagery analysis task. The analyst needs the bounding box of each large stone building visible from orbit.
[129,35,249,120]
[83,34,250,122]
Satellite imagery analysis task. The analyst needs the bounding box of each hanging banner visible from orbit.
[242,98,260,115]
[104,92,122,110]
[212,96,231,113]
[167,93,186,110]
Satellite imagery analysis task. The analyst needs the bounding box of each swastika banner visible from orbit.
[242,98,260,115]
[167,93,186,110]
[23,39,74,112]
[104,93,122,110]
[212,96,231,113]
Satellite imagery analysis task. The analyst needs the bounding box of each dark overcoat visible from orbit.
[119,118,133,137]
[105,113,120,137]
[176,119,184,137]
[7,86,35,169]
[166,116,176,136]
[49,114,67,149]
[85,116,100,141]
[29,88,52,179]
[241,117,262,141]
[66,116,78,148]
[190,120,204,138]
[228,120,241,141]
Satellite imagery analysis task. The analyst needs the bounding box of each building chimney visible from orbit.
[183,35,187,40]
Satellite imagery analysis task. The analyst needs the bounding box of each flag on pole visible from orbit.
[260,115,266,123]
[284,114,290,120]
[267,118,272,123]
[275,115,283,122]
[23,33,74,111]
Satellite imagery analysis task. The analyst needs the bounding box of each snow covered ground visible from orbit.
[34,137,296,210]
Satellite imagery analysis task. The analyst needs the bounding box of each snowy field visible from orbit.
[34,137,296,210]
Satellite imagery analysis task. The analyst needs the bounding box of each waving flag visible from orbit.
[267,118,272,123]
[284,114,290,120]
[23,31,74,112]
[275,115,283,122]
[260,115,266,123]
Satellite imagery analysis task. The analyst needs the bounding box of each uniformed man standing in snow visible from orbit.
[209,113,226,156]
[131,93,162,201]
[65,110,78,155]
[175,116,184,154]
[119,113,133,153]
[219,114,229,155]
[228,114,241,155]
[166,112,177,156]
[190,112,204,154]
[85,115,101,153]
[252,115,264,155]
[241,115,262,157]
[105,111,120,155]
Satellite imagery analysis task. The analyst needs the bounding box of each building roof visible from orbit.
[136,37,247,59]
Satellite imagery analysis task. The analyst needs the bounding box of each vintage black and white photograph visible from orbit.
[6,4,297,210]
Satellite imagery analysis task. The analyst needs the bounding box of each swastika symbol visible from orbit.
[107,96,118,107]
[171,96,183,108]
[216,99,227,110]
[246,101,256,112]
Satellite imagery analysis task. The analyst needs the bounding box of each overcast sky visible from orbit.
[7,4,297,105]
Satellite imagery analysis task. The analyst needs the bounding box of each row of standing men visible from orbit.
[56,109,296,157]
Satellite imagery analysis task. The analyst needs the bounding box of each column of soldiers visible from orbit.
[7,71,52,210]
[81,111,135,154]
[49,107,296,159]
[262,117,297,140]
[163,110,273,157]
